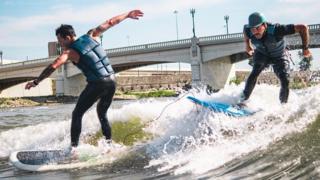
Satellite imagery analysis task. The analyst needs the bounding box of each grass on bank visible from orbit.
[84,117,153,146]
[0,90,177,108]
[123,90,177,99]
[289,80,317,89]
[0,98,40,108]
[229,76,318,90]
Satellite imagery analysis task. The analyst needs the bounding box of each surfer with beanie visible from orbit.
[239,12,311,104]
[25,10,144,149]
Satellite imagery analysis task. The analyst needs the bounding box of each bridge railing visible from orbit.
[199,33,243,42]
[308,24,320,30]
[106,24,319,55]
[1,24,319,67]
[0,57,54,70]
[106,38,192,56]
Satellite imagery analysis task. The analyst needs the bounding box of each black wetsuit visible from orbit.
[243,23,295,103]
[71,76,116,147]
[70,35,116,147]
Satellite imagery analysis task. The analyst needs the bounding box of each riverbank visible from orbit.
[0,90,178,108]
[0,96,78,108]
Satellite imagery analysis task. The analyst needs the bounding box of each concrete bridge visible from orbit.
[1,24,320,96]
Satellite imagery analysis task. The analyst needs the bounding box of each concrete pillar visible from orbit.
[190,36,202,86]
[189,36,234,89]
[55,64,65,96]
[55,76,64,96]
[200,56,234,89]
[63,74,86,96]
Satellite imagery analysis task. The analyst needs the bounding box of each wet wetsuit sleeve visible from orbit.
[274,24,295,37]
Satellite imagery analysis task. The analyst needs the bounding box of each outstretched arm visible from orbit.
[25,51,70,89]
[89,10,144,39]
[294,24,312,57]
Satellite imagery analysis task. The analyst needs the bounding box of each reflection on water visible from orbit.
[0,104,73,132]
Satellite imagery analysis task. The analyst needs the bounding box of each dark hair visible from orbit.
[55,24,76,38]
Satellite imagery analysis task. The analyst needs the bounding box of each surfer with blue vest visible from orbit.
[239,12,312,104]
[25,10,144,148]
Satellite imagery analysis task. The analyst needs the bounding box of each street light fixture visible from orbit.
[190,8,196,37]
[224,15,229,34]
[0,51,2,65]
[173,10,179,40]
[174,10,181,73]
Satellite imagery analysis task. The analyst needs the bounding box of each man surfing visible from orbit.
[25,10,144,151]
[239,12,311,105]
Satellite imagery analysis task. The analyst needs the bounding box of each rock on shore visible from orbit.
[0,98,40,108]
[0,96,78,108]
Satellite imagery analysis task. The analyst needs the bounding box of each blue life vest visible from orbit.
[70,35,114,81]
[244,23,286,58]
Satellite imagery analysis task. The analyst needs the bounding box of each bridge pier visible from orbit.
[56,76,64,96]
[200,57,234,89]
[190,36,234,89]
[190,37,202,86]
[55,65,66,96]
[56,64,87,96]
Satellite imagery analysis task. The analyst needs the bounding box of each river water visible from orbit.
[1,84,320,179]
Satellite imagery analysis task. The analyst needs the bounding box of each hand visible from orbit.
[246,48,254,56]
[303,48,312,58]
[127,10,144,20]
[25,81,37,90]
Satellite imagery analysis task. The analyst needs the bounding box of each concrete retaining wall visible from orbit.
[63,71,192,96]
[235,70,320,84]
[0,78,54,98]
[117,71,191,92]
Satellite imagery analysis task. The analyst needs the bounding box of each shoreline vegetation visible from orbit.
[0,90,178,108]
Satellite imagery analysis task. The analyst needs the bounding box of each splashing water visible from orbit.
[145,83,320,175]
[1,83,320,176]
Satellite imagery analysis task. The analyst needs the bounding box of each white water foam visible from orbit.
[1,83,320,174]
[0,97,171,158]
[145,83,320,175]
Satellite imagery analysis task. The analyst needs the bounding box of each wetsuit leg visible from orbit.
[71,83,100,147]
[243,52,269,100]
[273,58,290,103]
[96,79,116,140]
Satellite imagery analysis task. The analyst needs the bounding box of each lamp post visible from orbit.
[224,15,229,34]
[190,8,196,37]
[173,10,179,40]
[0,51,2,65]
[174,10,181,73]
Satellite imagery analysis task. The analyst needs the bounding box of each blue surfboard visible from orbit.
[187,96,254,117]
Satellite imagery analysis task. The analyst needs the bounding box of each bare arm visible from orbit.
[25,51,70,89]
[294,24,312,57]
[89,10,144,39]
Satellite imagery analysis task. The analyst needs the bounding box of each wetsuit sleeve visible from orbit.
[243,25,251,38]
[33,64,55,85]
[274,24,295,37]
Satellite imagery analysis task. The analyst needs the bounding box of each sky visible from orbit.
[0,0,319,69]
